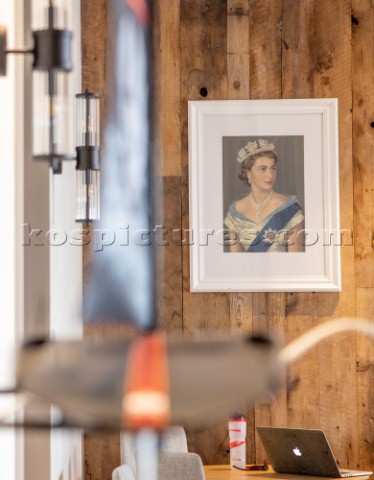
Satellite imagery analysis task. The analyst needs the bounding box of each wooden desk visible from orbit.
[204,465,272,479]
[203,465,352,480]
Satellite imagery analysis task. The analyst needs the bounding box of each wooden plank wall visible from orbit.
[81,0,374,478]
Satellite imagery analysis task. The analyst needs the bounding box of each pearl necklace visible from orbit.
[250,190,273,223]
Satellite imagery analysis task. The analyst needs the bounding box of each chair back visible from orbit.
[120,425,189,477]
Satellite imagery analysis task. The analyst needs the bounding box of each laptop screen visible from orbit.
[256,427,343,477]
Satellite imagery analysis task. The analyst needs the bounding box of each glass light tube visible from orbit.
[75,91,101,223]
[32,0,73,173]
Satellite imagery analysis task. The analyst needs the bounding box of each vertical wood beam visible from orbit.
[153,0,183,331]
[356,288,374,470]
[227,0,250,101]
[352,0,374,471]
[281,0,315,99]
[253,292,287,462]
[227,0,255,464]
[248,0,282,100]
[180,0,230,335]
[352,0,374,287]
[153,0,181,178]
[313,0,356,468]
[180,0,230,465]
[247,0,284,463]
[280,0,320,432]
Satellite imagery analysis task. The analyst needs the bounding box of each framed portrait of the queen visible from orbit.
[188,99,341,292]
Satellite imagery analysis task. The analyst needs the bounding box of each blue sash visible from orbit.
[247,202,302,252]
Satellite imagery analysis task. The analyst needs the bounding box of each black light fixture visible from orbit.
[0,0,73,174]
[75,90,101,224]
[0,1,101,223]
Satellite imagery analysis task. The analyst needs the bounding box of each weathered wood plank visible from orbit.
[156,176,183,331]
[312,0,356,468]
[153,0,181,177]
[180,0,229,333]
[181,0,230,465]
[284,293,320,429]
[227,0,255,464]
[248,0,282,99]
[227,0,250,100]
[353,5,374,470]
[253,292,287,462]
[356,288,374,470]
[153,1,183,331]
[180,0,228,102]
[281,0,315,98]
[280,1,320,435]
[227,0,252,340]
[247,0,284,464]
[352,0,374,287]
[229,294,252,334]
[81,0,107,93]
[84,432,120,480]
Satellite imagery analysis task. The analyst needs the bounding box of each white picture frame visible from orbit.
[188,99,341,292]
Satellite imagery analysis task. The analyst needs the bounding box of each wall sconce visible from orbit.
[0,1,101,223]
[0,0,73,174]
[76,90,101,224]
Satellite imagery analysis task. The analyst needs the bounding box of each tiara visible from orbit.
[236,139,275,163]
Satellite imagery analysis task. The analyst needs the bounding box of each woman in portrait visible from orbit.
[224,139,305,252]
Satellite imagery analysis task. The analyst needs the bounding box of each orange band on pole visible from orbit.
[125,0,151,26]
[122,331,170,430]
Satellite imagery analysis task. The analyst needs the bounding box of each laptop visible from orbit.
[256,427,373,478]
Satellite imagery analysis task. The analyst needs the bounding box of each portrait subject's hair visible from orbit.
[239,150,278,186]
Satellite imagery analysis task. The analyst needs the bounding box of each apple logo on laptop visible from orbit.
[293,447,302,456]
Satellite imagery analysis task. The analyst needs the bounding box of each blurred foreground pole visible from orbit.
[84,0,155,331]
